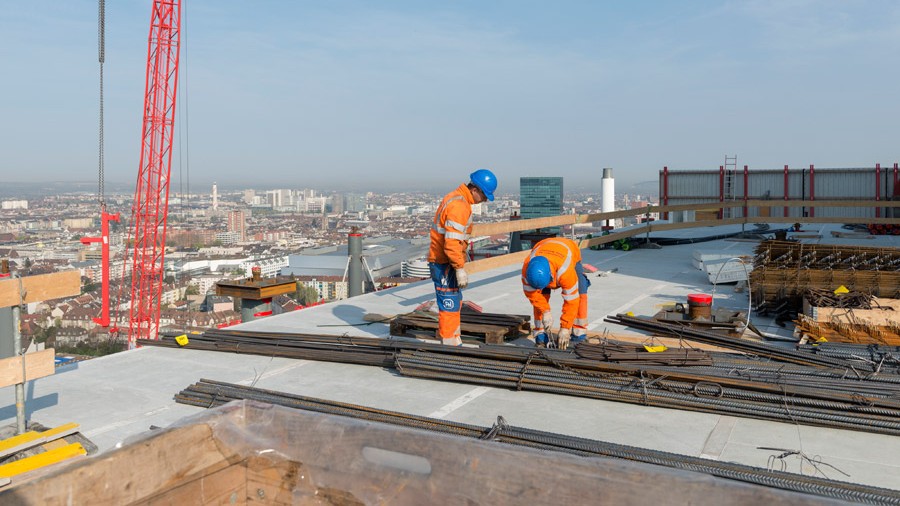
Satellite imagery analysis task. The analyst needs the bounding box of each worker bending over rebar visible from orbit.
[522,237,591,349]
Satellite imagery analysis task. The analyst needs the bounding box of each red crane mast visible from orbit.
[126,0,182,345]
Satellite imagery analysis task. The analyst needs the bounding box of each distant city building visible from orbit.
[344,193,366,213]
[520,176,564,240]
[215,231,240,245]
[240,256,289,278]
[227,210,247,242]
[212,182,218,211]
[282,237,429,292]
[1,200,28,210]
[330,193,344,214]
[520,177,564,220]
[242,189,255,205]
[400,258,430,278]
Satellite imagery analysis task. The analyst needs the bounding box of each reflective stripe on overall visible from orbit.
[429,262,462,341]
[522,238,589,335]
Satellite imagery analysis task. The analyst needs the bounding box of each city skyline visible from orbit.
[3,1,898,192]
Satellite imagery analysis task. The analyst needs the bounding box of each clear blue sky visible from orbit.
[2,1,898,193]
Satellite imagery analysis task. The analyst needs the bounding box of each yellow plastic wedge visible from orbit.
[0,443,86,478]
[0,423,79,459]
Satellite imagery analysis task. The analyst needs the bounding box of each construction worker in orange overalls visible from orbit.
[428,169,498,345]
[521,237,590,350]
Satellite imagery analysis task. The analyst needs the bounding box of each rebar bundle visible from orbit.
[603,313,859,369]
[141,327,900,436]
[175,379,900,505]
[394,350,900,436]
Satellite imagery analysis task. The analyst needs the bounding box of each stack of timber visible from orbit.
[797,290,900,345]
[389,310,530,344]
[795,314,900,346]
[749,241,900,308]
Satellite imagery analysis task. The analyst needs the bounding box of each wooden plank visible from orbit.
[145,463,247,506]
[0,349,55,389]
[472,214,577,236]
[0,423,234,504]
[0,271,80,308]
[466,249,529,275]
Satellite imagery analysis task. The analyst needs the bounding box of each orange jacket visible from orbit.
[521,237,583,328]
[428,184,475,269]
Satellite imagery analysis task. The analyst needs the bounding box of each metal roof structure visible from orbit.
[2,222,900,491]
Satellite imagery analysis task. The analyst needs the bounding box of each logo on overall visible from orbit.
[442,299,455,310]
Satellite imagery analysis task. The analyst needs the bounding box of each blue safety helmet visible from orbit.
[525,255,552,289]
[469,169,497,202]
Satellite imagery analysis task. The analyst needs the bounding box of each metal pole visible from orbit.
[12,278,25,434]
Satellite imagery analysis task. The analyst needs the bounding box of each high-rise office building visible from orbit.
[227,210,247,242]
[519,176,564,246]
[520,176,563,220]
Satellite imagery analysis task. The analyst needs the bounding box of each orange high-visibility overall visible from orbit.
[428,184,475,344]
[521,237,589,337]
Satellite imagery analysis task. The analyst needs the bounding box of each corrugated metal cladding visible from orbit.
[660,166,897,219]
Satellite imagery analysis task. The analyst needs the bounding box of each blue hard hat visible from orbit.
[469,169,497,202]
[525,255,552,289]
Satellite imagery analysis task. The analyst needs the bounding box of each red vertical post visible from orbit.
[718,165,725,219]
[809,164,815,218]
[743,165,749,218]
[783,165,789,217]
[662,166,669,220]
[894,163,899,198]
[80,210,121,327]
[876,163,882,218]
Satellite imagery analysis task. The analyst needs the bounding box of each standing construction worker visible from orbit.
[428,169,498,345]
[521,237,590,349]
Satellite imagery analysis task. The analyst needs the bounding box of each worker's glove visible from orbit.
[557,328,572,350]
[455,268,469,289]
[540,312,553,333]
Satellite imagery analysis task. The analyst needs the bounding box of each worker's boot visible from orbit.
[534,332,549,348]
[571,328,587,346]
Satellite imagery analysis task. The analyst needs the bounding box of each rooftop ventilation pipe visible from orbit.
[348,228,364,298]
[601,168,615,214]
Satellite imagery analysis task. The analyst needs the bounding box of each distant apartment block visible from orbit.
[227,210,247,242]
[1,200,28,210]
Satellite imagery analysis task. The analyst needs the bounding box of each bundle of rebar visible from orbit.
[574,342,714,366]
[749,242,900,305]
[603,313,860,369]
[394,350,900,436]
[805,288,876,309]
[799,342,900,370]
[143,328,900,436]
[175,379,900,505]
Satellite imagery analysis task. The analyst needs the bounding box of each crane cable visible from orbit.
[98,0,106,208]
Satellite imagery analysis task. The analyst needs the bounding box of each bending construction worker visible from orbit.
[521,237,591,349]
[428,169,498,345]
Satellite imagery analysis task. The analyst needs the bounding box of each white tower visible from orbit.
[601,168,615,213]
[212,182,218,211]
